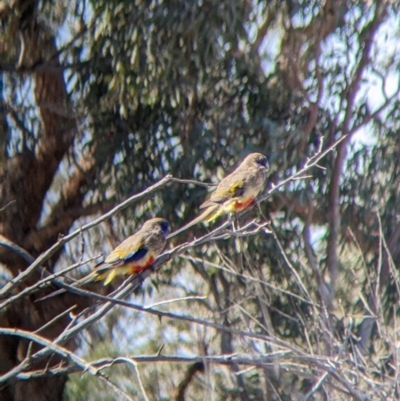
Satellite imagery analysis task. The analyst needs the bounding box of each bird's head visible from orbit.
[242,152,269,171]
[144,218,171,236]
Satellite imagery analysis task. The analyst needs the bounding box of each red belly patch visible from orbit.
[130,255,155,273]
[233,197,255,211]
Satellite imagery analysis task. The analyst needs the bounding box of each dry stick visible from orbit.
[0,328,98,380]
[180,255,313,305]
[12,352,359,399]
[302,223,335,355]
[373,211,400,390]
[121,358,151,401]
[300,318,354,401]
[375,212,384,340]
[145,295,207,309]
[269,225,311,299]
[96,376,136,401]
[0,256,100,310]
[33,305,77,334]
[0,330,135,401]
[242,246,280,377]
[10,353,297,379]
[169,177,216,189]
[0,200,16,212]
[231,299,270,334]
[257,133,347,205]
[0,278,138,386]
[210,220,271,240]
[0,235,34,264]
[303,224,322,289]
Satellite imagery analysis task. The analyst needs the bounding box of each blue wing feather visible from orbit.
[123,247,148,263]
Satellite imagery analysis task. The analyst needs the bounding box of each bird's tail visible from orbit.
[95,268,117,286]
[167,204,221,238]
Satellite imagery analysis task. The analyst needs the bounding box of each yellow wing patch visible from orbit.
[228,179,245,195]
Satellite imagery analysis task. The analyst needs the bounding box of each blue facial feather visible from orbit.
[160,221,170,235]
[257,157,268,168]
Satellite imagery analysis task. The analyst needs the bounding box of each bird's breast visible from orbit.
[128,254,155,273]
[232,196,255,211]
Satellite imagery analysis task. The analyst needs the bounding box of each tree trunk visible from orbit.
[0,1,85,399]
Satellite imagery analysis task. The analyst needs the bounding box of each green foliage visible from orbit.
[2,0,400,399]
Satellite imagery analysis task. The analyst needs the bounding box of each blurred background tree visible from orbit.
[0,0,399,400]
